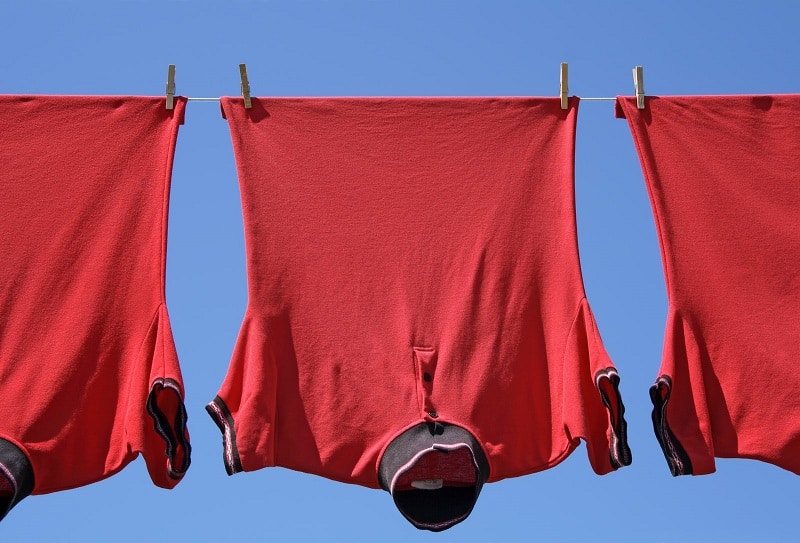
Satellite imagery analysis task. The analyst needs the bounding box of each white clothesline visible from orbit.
[186,96,619,102]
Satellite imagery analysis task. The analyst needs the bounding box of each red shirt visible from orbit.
[0,96,190,519]
[617,95,800,475]
[209,97,629,528]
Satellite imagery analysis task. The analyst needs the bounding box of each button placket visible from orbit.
[412,347,438,421]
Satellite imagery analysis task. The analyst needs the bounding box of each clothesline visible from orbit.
[185,96,618,102]
[173,64,645,110]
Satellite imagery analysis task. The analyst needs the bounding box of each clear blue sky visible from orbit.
[2,1,798,541]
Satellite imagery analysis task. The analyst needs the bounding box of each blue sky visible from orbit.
[2,1,799,541]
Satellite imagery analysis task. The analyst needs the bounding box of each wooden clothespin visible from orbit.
[239,63,252,109]
[559,62,569,110]
[632,65,645,110]
[166,64,176,110]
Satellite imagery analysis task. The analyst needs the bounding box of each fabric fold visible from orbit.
[562,299,632,473]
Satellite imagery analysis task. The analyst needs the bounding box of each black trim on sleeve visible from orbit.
[0,438,34,522]
[205,396,244,475]
[595,367,632,469]
[650,375,693,476]
[146,378,191,479]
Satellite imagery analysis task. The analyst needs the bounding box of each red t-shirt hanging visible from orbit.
[0,96,190,520]
[617,95,800,475]
[209,97,630,530]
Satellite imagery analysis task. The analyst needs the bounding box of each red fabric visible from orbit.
[0,96,189,493]
[617,95,800,475]
[213,97,624,488]
[393,447,477,491]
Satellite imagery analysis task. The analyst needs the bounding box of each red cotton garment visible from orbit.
[0,96,190,520]
[209,97,630,531]
[617,95,800,476]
